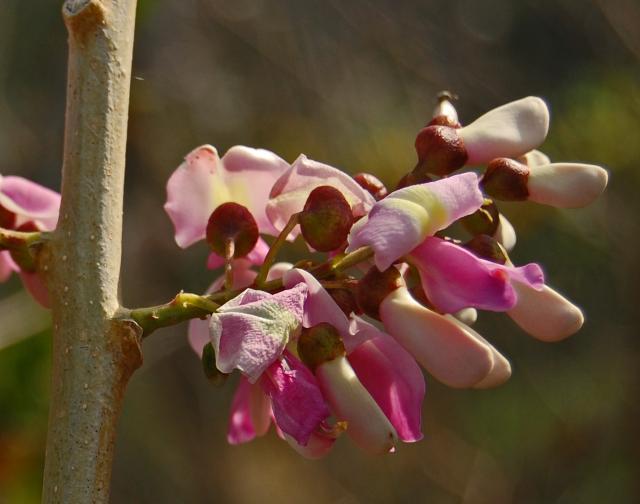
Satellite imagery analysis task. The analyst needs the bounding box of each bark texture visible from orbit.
[42,1,139,502]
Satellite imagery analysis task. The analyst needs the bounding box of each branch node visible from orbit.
[63,0,107,42]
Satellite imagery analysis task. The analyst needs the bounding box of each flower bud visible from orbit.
[494,214,516,252]
[414,125,468,177]
[508,282,584,341]
[428,91,460,128]
[297,323,346,372]
[202,342,229,386]
[394,171,434,190]
[481,158,530,201]
[527,163,608,208]
[327,287,360,317]
[356,266,403,319]
[460,199,500,236]
[353,173,388,200]
[316,355,398,454]
[464,234,508,264]
[299,186,354,252]
[206,202,259,258]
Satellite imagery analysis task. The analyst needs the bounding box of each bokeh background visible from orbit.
[1,0,639,502]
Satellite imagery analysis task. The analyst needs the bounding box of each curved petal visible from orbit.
[348,173,483,271]
[459,97,549,165]
[282,268,351,337]
[221,146,289,235]
[349,336,425,442]
[210,284,308,382]
[164,145,226,248]
[527,163,608,208]
[0,176,60,230]
[379,286,495,388]
[410,237,543,313]
[266,154,375,239]
[508,282,584,341]
[259,352,330,446]
[227,377,272,445]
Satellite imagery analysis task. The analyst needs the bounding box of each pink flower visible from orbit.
[283,268,425,449]
[209,283,308,382]
[348,172,484,271]
[267,154,375,239]
[165,145,289,248]
[0,175,61,307]
[409,237,544,313]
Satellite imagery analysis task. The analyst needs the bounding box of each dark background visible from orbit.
[1,0,638,502]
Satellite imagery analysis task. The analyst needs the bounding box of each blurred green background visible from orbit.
[1,0,639,502]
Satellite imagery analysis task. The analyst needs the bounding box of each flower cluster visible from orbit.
[165,95,607,456]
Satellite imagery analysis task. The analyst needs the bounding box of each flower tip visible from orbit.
[528,163,608,208]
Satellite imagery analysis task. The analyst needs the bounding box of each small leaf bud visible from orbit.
[205,202,259,258]
[352,173,388,200]
[202,342,229,386]
[481,158,530,201]
[460,199,500,236]
[356,266,403,319]
[414,125,468,177]
[299,186,354,252]
[297,322,346,372]
[464,235,508,264]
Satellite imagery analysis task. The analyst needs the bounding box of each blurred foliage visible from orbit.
[1,0,639,503]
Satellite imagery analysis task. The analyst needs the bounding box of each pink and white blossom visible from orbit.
[348,172,484,271]
[165,145,288,248]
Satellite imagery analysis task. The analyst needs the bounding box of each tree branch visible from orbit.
[41,1,139,502]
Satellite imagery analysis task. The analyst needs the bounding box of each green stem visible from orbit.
[255,212,299,287]
[126,293,219,337]
[128,245,373,339]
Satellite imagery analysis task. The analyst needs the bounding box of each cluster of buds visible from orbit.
[164,94,607,456]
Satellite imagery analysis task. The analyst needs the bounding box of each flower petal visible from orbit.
[210,284,307,382]
[188,265,257,356]
[527,163,608,208]
[206,236,270,269]
[410,237,544,313]
[267,154,375,239]
[0,176,60,230]
[379,286,495,388]
[165,145,225,248]
[508,282,584,341]
[459,97,549,165]
[227,377,272,445]
[282,268,352,337]
[349,336,425,442]
[19,271,50,308]
[260,352,330,446]
[220,146,289,235]
[348,173,483,271]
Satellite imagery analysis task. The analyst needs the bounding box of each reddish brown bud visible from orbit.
[206,202,259,258]
[481,158,530,201]
[0,205,16,229]
[414,125,468,176]
[299,186,354,252]
[395,171,434,190]
[356,266,403,319]
[298,322,346,372]
[460,199,500,236]
[464,235,508,264]
[353,173,388,200]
